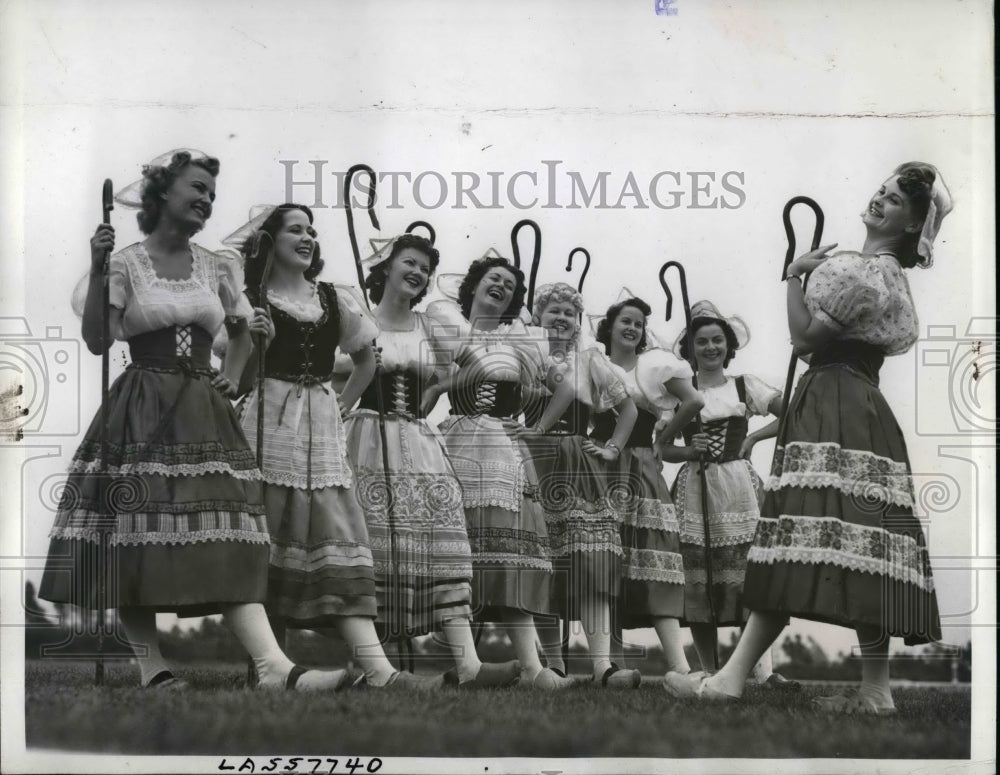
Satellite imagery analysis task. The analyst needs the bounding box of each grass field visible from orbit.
[25,661,970,759]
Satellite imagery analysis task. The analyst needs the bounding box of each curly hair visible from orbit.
[891,161,938,269]
[530,282,585,344]
[242,204,323,292]
[596,297,651,355]
[457,255,526,323]
[678,316,740,368]
[365,234,440,308]
[137,151,220,235]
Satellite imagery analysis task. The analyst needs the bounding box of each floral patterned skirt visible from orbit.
[40,364,269,615]
[345,410,472,636]
[744,364,941,645]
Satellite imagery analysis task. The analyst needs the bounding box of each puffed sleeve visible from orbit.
[214,251,254,321]
[584,347,628,411]
[334,284,379,354]
[70,249,131,318]
[806,252,889,335]
[108,252,129,310]
[635,348,693,413]
[425,299,472,366]
[741,373,781,416]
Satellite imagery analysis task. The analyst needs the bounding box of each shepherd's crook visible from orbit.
[510,220,542,312]
[343,166,414,672]
[660,260,719,670]
[405,220,436,245]
[777,197,824,440]
[565,247,591,293]
[95,179,114,686]
[345,165,380,309]
[242,229,276,686]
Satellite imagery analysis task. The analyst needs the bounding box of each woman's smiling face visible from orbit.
[473,266,517,315]
[386,247,432,300]
[272,208,317,272]
[539,299,579,341]
[693,322,728,370]
[611,304,646,353]
[861,174,922,239]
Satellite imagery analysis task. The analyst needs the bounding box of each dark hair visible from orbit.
[679,316,739,368]
[137,151,220,235]
[457,255,526,323]
[242,204,323,291]
[596,297,651,354]
[892,161,937,269]
[365,234,440,308]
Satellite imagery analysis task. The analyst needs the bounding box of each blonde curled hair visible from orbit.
[531,282,585,344]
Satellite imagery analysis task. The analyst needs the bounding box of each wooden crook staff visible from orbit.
[660,259,719,669]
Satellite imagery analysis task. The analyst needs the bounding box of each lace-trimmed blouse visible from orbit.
[805,251,919,356]
[698,374,780,423]
[108,242,252,340]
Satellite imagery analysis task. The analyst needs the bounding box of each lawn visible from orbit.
[25,661,970,759]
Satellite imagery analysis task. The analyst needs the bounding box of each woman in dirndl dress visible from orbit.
[666,162,949,714]
[343,234,519,688]
[236,204,435,689]
[593,296,703,677]
[40,152,350,691]
[426,253,569,689]
[525,282,643,688]
[668,300,797,688]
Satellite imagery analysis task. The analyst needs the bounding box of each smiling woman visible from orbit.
[40,153,352,693]
[667,162,953,715]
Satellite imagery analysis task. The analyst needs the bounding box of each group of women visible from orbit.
[40,150,951,714]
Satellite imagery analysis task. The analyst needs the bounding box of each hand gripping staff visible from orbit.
[343,165,415,672]
[777,197,824,441]
[660,260,719,670]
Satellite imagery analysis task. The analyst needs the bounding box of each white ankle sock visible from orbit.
[118,608,170,685]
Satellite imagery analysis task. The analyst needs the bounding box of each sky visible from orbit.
[1,0,995,768]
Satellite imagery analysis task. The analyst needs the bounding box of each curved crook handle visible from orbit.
[102,179,114,222]
[344,164,380,308]
[781,196,825,279]
[565,247,591,293]
[405,220,436,245]
[511,219,542,312]
[658,260,690,326]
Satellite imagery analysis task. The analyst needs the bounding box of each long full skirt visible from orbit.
[743,365,941,645]
[40,367,269,615]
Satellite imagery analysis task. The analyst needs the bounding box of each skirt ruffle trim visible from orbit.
[372,561,473,578]
[50,524,270,546]
[766,442,915,508]
[748,515,934,592]
[69,459,260,481]
[472,553,552,571]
